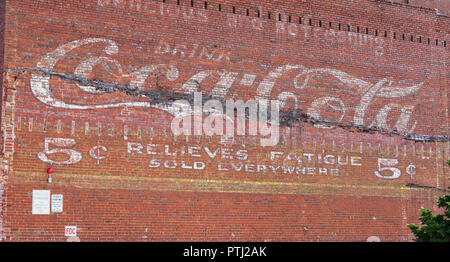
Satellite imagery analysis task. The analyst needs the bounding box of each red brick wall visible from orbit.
[392,0,450,16]
[0,0,448,241]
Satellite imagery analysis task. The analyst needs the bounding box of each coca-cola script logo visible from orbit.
[30,38,422,133]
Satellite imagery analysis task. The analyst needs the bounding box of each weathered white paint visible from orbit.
[30,38,424,136]
[89,145,108,165]
[307,97,346,129]
[369,103,417,133]
[240,74,256,86]
[123,143,409,178]
[211,72,238,97]
[406,164,416,178]
[374,158,401,179]
[3,124,15,154]
[37,138,82,165]
[30,38,183,116]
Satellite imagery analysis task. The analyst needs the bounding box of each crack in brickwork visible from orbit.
[11,66,450,143]
[405,183,449,192]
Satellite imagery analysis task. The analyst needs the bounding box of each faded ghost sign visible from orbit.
[30,38,422,134]
[10,32,440,192]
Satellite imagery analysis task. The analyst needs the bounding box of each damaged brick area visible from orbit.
[11,66,450,143]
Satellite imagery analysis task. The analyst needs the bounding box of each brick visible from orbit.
[0,0,448,242]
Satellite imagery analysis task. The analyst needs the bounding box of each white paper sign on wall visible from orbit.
[51,194,63,213]
[32,190,50,215]
[65,226,77,237]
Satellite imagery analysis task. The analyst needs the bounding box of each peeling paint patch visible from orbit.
[3,124,15,154]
